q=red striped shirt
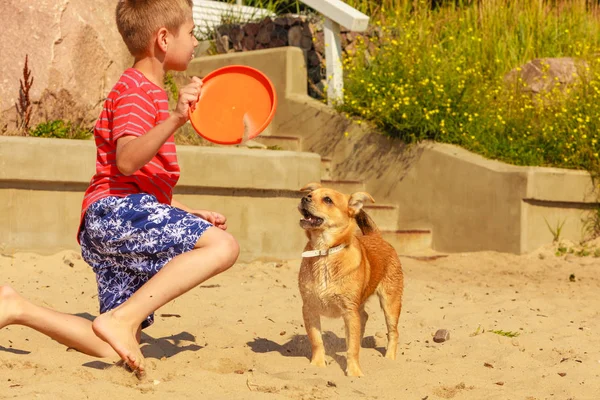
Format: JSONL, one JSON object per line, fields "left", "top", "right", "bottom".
{"left": 79, "top": 68, "right": 180, "bottom": 237}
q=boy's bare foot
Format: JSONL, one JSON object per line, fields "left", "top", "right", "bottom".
{"left": 92, "top": 310, "right": 145, "bottom": 377}
{"left": 0, "top": 285, "right": 23, "bottom": 329}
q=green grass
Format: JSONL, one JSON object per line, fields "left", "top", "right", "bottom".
{"left": 491, "top": 329, "right": 521, "bottom": 338}
{"left": 544, "top": 217, "right": 566, "bottom": 243}
{"left": 29, "top": 120, "right": 92, "bottom": 140}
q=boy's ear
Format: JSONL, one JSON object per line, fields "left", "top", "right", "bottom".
{"left": 157, "top": 27, "right": 169, "bottom": 52}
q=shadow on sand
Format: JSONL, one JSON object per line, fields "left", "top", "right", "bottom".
{"left": 68, "top": 312, "right": 202, "bottom": 371}
{"left": 246, "top": 332, "right": 385, "bottom": 373}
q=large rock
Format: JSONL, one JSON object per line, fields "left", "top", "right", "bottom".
{"left": 505, "top": 57, "right": 588, "bottom": 94}
{"left": 1, "top": 0, "right": 132, "bottom": 129}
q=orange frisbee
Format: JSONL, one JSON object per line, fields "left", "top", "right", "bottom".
{"left": 189, "top": 65, "right": 277, "bottom": 145}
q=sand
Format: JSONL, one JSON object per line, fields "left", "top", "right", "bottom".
{"left": 1, "top": 240, "right": 599, "bottom": 400}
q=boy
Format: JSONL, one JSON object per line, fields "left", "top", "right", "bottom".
{"left": 0, "top": 0, "right": 239, "bottom": 377}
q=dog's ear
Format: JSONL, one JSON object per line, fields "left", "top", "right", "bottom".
{"left": 348, "top": 192, "right": 375, "bottom": 216}
{"left": 300, "top": 182, "right": 322, "bottom": 192}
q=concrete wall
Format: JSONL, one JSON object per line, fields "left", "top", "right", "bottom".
{"left": 387, "top": 144, "right": 598, "bottom": 253}
{"left": 522, "top": 167, "right": 598, "bottom": 252}
{"left": 0, "top": 136, "right": 320, "bottom": 261}
{"left": 299, "top": 112, "right": 598, "bottom": 254}
{"left": 2, "top": 46, "right": 597, "bottom": 257}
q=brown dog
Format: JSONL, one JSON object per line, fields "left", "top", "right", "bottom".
{"left": 297, "top": 182, "right": 404, "bottom": 377}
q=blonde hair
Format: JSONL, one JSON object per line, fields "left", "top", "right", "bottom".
{"left": 116, "top": 0, "right": 193, "bottom": 56}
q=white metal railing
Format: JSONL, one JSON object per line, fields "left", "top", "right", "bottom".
{"left": 193, "top": 0, "right": 369, "bottom": 105}
{"left": 302, "top": 0, "right": 369, "bottom": 105}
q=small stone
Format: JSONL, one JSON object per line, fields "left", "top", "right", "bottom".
{"left": 153, "top": 380, "right": 160, "bottom": 385}
{"left": 326, "top": 381, "right": 337, "bottom": 387}
{"left": 558, "top": 372, "right": 567, "bottom": 377}
{"left": 495, "top": 381, "right": 504, "bottom": 386}
{"left": 433, "top": 329, "right": 450, "bottom": 343}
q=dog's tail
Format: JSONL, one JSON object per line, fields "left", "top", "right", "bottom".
{"left": 355, "top": 209, "right": 380, "bottom": 236}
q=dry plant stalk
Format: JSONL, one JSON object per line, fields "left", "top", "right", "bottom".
{"left": 16, "top": 54, "right": 34, "bottom": 135}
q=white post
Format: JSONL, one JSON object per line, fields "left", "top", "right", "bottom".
{"left": 236, "top": 0, "right": 242, "bottom": 5}
{"left": 324, "top": 17, "right": 344, "bottom": 105}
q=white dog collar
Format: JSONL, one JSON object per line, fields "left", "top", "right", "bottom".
{"left": 301, "top": 243, "right": 347, "bottom": 258}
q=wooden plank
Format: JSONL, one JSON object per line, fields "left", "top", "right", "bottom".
{"left": 300, "top": 0, "right": 369, "bottom": 32}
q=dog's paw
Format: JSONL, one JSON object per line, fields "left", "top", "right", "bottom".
{"left": 346, "top": 364, "right": 364, "bottom": 377}
{"left": 310, "top": 355, "right": 326, "bottom": 367}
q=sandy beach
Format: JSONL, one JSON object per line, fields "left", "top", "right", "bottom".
{"left": 1, "top": 239, "right": 599, "bottom": 400}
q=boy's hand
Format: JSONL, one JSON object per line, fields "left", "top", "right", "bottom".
{"left": 173, "top": 76, "right": 203, "bottom": 126}
{"left": 191, "top": 209, "right": 227, "bottom": 230}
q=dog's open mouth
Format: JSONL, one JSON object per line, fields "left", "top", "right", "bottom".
{"left": 300, "top": 208, "right": 324, "bottom": 227}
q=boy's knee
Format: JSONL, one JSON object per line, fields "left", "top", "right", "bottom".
{"left": 215, "top": 232, "right": 240, "bottom": 270}
{"left": 195, "top": 228, "right": 240, "bottom": 270}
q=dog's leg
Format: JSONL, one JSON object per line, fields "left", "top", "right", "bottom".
{"left": 377, "top": 286, "right": 402, "bottom": 360}
{"left": 360, "top": 305, "right": 368, "bottom": 344}
{"left": 343, "top": 308, "right": 364, "bottom": 377}
{"left": 302, "top": 304, "right": 326, "bottom": 367}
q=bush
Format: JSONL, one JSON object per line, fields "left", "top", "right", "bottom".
{"left": 29, "top": 120, "right": 92, "bottom": 140}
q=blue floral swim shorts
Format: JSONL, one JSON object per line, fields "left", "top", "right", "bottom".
{"left": 79, "top": 194, "right": 212, "bottom": 328}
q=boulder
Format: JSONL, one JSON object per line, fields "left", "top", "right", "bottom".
{"left": 504, "top": 57, "right": 588, "bottom": 94}
{"left": 1, "top": 0, "right": 132, "bottom": 129}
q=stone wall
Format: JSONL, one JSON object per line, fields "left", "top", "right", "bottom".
{"left": 1, "top": 0, "right": 132, "bottom": 132}
{"left": 212, "top": 15, "right": 380, "bottom": 99}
